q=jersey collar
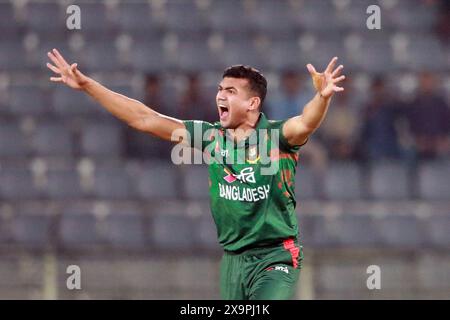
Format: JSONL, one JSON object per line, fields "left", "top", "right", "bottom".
{"left": 224, "top": 112, "right": 269, "bottom": 148}
{"left": 255, "top": 112, "right": 269, "bottom": 130}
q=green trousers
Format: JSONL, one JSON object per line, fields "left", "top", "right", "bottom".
{"left": 220, "top": 238, "right": 303, "bottom": 300}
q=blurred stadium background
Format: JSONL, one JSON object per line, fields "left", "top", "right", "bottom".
{"left": 0, "top": 0, "right": 449, "bottom": 299}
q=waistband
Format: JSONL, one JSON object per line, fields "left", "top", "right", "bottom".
{"left": 223, "top": 238, "right": 299, "bottom": 256}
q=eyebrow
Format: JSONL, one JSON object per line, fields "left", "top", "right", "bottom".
{"left": 218, "top": 85, "right": 237, "bottom": 91}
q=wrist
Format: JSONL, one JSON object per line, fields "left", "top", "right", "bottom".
{"left": 81, "top": 77, "right": 96, "bottom": 92}
{"left": 318, "top": 91, "right": 331, "bottom": 101}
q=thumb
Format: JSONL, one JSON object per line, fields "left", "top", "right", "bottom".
{"left": 70, "top": 63, "right": 84, "bottom": 80}
{"left": 307, "top": 64, "right": 317, "bottom": 75}
{"left": 70, "top": 63, "right": 78, "bottom": 75}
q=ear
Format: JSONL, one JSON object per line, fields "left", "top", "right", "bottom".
{"left": 248, "top": 96, "right": 261, "bottom": 111}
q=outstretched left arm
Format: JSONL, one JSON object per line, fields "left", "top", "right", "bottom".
{"left": 283, "top": 57, "right": 346, "bottom": 146}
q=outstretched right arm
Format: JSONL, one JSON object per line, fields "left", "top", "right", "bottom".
{"left": 47, "top": 48, "right": 186, "bottom": 144}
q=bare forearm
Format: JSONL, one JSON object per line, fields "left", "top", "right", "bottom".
{"left": 81, "top": 78, "right": 185, "bottom": 142}
{"left": 282, "top": 57, "right": 345, "bottom": 146}
{"left": 83, "top": 78, "right": 157, "bottom": 127}
{"left": 46, "top": 48, "right": 185, "bottom": 142}
{"left": 300, "top": 92, "right": 331, "bottom": 131}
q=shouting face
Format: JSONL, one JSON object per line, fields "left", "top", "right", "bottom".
{"left": 216, "top": 77, "right": 261, "bottom": 129}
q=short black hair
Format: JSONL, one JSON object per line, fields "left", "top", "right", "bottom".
{"left": 222, "top": 65, "right": 267, "bottom": 107}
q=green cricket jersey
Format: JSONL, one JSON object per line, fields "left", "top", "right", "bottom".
{"left": 183, "top": 113, "right": 304, "bottom": 252}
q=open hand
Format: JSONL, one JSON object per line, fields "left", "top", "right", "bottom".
{"left": 46, "top": 48, "right": 89, "bottom": 90}
{"left": 307, "top": 57, "right": 345, "bottom": 99}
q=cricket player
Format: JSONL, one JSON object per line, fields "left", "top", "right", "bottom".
{"left": 46, "top": 49, "right": 345, "bottom": 299}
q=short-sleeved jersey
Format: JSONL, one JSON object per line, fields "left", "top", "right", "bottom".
{"left": 183, "top": 113, "right": 303, "bottom": 252}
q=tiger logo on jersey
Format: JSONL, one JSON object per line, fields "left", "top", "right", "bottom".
{"left": 246, "top": 145, "right": 260, "bottom": 164}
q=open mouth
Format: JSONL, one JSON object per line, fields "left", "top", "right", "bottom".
{"left": 218, "top": 105, "right": 229, "bottom": 120}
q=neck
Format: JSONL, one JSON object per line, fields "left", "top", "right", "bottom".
{"left": 228, "top": 112, "right": 261, "bottom": 142}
